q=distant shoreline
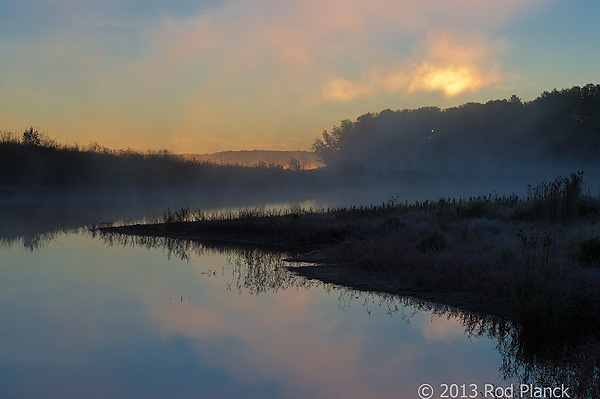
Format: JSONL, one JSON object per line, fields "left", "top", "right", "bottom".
{"left": 179, "top": 149, "right": 322, "bottom": 170}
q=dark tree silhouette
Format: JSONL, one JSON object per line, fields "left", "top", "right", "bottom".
{"left": 312, "top": 119, "right": 354, "bottom": 166}
{"left": 312, "top": 84, "right": 600, "bottom": 172}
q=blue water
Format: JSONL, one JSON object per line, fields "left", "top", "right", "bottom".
{"left": 0, "top": 231, "right": 512, "bottom": 399}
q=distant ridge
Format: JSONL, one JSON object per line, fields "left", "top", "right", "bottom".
{"left": 179, "top": 150, "right": 322, "bottom": 170}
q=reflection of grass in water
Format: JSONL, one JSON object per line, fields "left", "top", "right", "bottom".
{"left": 96, "top": 229, "right": 599, "bottom": 398}
{"left": 0, "top": 231, "right": 66, "bottom": 251}
{"left": 103, "top": 173, "right": 600, "bottom": 346}
{"left": 498, "top": 333, "right": 600, "bottom": 399}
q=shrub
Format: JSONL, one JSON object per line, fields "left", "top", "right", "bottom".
{"left": 22, "top": 126, "right": 41, "bottom": 146}
{"left": 416, "top": 230, "right": 448, "bottom": 252}
{"left": 162, "top": 206, "right": 193, "bottom": 224}
{"left": 456, "top": 198, "right": 488, "bottom": 219}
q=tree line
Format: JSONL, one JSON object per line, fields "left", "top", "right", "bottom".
{"left": 0, "top": 128, "right": 310, "bottom": 193}
{"left": 312, "top": 84, "right": 600, "bottom": 172}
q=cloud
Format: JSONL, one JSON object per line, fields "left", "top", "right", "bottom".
{"left": 323, "top": 30, "right": 506, "bottom": 100}
{"left": 1, "top": 0, "right": 546, "bottom": 152}
{"left": 322, "top": 78, "right": 379, "bottom": 102}
{"left": 146, "top": 276, "right": 420, "bottom": 398}
{"left": 142, "top": 1, "right": 539, "bottom": 140}
{"left": 152, "top": 2, "right": 511, "bottom": 106}
{"left": 416, "top": 313, "right": 467, "bottom": 342}
{"left": 149, "top": 0, "right": 529, "bottom": 80}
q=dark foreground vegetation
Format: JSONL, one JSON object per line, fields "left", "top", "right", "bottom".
{"left": 101, "top": 172, "right": 600, "bottom": 349}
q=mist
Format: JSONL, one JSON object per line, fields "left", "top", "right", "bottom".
{"left": 3, "top": 84, "right": 600, "bottom": 246}
{"left": 314, "top": 84, "right": 600, "bottom": 175}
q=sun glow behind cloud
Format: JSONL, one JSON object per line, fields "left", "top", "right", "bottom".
{"left": 323, "top": 30, "right": 505, "bottom": 101}
{"left": 0, "top": 0, "right": 557, "bottom": 152}
{"left": 408, "top": 30, "right": 505, "bottom": 97}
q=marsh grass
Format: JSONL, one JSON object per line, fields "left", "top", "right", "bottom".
{"left": 416, "top": 230, "right": 448, "bottom": 252}
{"left": 103, "top": 172, "right": 600, "bottom": 345}
{"left": 514, "top": 171, "right": 600, "bottom": 222}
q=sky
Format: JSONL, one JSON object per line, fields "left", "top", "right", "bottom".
{"left": 1, "top": 0, "right": 599, "bottom": 153}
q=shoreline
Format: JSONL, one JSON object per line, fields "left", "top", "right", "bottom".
{"left": 99, "top": 174, "right": 600, "bottom": 346}
{"left": 98, "top": 224, "right": 510, "bottom": 321}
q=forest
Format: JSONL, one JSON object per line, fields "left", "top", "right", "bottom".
{"left": 313, "top": 84, "right": 600, "bottom": 173}
{"left": 2, "top": 84, "right": 599, "bottom": 198}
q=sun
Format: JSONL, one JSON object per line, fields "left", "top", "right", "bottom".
{"left": 410, "top": 63, "right": 482, "bottom": 97}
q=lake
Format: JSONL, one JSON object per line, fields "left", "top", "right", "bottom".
{"left": 1, "top": 187, "right": 595, "bottom": 399}
{"left": 0, "top": 227, "right": 523, "bottom": 399}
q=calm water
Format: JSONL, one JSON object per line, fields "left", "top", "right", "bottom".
{"left": 0, "top": 229, "right": 519, "bottom": 399}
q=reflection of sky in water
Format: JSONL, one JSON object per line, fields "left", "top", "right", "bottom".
{"left": 0, "top": 233, "right": 509, "bottom": 398}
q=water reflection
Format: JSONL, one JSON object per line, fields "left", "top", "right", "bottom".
{"left": 0, "top": 230, "right": 66, "bottom": 251}
{"left": 2, "top": 227, "right": 598, "bottom": 398}
{"left": 98, "top": 231, "right": 600, "bottom": 399}
{"left": 0, "top": 191, "right": 318, "bottom": 250}
{"left": 496, "top": 335, "right": 600, "bottom": 398}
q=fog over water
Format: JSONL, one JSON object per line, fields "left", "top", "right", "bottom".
{"left": 0, "top": 168, "right": 574, "bottom": 247}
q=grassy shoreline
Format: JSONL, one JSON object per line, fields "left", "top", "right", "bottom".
{"left": 100, "top": 173, "right": 600, "bottom": 346}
